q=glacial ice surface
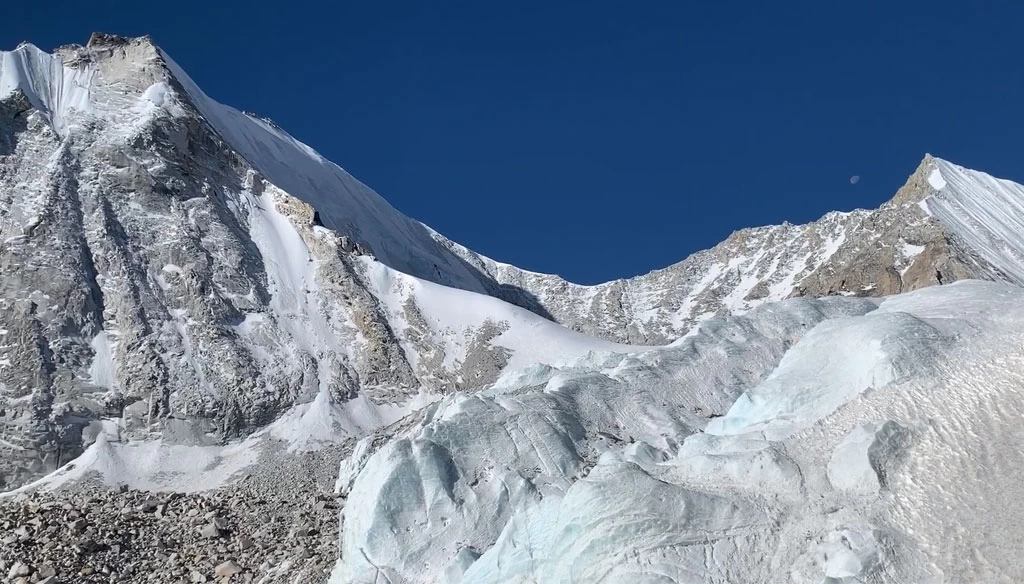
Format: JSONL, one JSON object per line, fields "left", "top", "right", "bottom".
{"left": 331, "top": 280, "right": 1024, "bottom": 583}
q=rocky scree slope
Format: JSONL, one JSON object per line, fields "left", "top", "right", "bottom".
{"left": 0, "top": 442, "right": 347, "bottom": 584}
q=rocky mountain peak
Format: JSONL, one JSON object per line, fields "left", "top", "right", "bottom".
{"left": 86, "top": 32, "right": 146, "bottom": 49}
{"left": 888, "top": 153, "right": 943, "bottom": 207}
{"left": 3, "top": 33, "right": 1024, "bottom": 584}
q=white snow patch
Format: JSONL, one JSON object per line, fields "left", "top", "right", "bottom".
{"left": 142, "top": 82, "right": 171, "bottom": 107}
{"left": 899, "top": 241, "right": 925, "bottom": 261}
{"left": 359, "top": 257, "right": 641, "bottom": 373}
{"left": 820, "top": 227, "right": 847, "bottom": 260}
{"left": 268, "top": 389, "right": 439, "bottom": 453}
{"left": 88, "top": 331, "right": 117, "bottom": 389}
{"left": 0, "top": 44, "right": 94, "bottom": 136}
{"left": 898, "top": 241, "right": 926, "bottom": 275}
{"left": 927, "top": 167, "right": 947, "bottom": 190}
{"left": 10, "top": 427, "right": 261, "bottom": 494}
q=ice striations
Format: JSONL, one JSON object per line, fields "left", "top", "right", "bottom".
{"left": 920, "top": 157, "right": 1024, "bottom": 284}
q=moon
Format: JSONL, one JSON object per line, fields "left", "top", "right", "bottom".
{"left": 850, "top": 175, "right": 860, "bottom": 185}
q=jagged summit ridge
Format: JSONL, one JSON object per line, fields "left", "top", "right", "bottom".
{"left": 445, "top": 152, "right": 1003, "bottom": 343}
{"left": 0, "top": 35, "right": 498, "bottom": 296}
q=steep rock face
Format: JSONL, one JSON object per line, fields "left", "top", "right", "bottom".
{"left": 0, "top": 36, "right": 626, "bottom": 489}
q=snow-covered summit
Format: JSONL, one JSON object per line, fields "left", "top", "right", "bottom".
{"left": 6, "top": 33, "right": 1024, "bottom": 584}
{"left": 0, "top": 34, "right": 633, "bottom": 489}
{"left": 0, "top": 35, "right": 503, "bottom": 295}
{"left": 3, "top": 35, "right": 1020, "bottom": 344}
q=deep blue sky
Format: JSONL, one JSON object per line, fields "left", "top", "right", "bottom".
{"left": 6, "top": 2, "right": 1024, "bottom": 284}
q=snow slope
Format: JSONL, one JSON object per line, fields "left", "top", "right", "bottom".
{"left": 9, "top": 41, "right": 1024, "bottom": 583}
{"left": 0, "top": 43, "right": 94, "bottom": 136}
{"left": 358, "top": 257, "right": 639, "bottom": 377}
{"left": 158, "top": 50, "right": 493, "bottom": 294}
{"left": 6, "top": 422, "right": 261, "bottom": 494}
{"left": 268, "top": 388, "right": 439, "bottom": 453}
{"left": 922, "top": 157, "right": 1024, "bottom": 284}
{"left": 332, "top": 280, "right": 1024, "bottom": 584}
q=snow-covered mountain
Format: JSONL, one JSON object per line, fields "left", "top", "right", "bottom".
{"left": 0, "top": 35, "right": 637, "bottom": 489}
{"left": 5, "top": 34, "right": 1024, "bottom": 582}
{"left": 0, "top": 33, "right": 1022, "bottom": 489}
{"left": 447, "top": 154, "right": 1024, "bottom": 344}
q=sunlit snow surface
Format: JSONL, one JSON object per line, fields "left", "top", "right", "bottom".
{"left": 332, "top": 281, "right": 1024, "bottom": 584}
{"left": 158, "top": 50, "right": 494, "bottom": 293}
{"left": 7, "top": 388, "right": 439, "bottom": 494}
{"left": 5, "top": 421, "right": 260, "bottom": 494}
{"left": 923, "top": 159, "right": 1024, "bottom": 283}
{"left": 0, "top": 44, "right": 94, "bottom": 136}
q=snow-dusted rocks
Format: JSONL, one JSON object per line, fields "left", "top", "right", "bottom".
{"left": 5, "top": 33, "right": 1024, "bottom": 494}
{"left": 442, "top": 154, "right": 1016, "bottom": 344}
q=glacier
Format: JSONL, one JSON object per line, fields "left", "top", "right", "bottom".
{"left": 332, "top": 281, "right": 1024, "bottom": 583}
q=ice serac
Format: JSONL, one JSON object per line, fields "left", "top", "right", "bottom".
{"left": 333, "top": 281, "right": 1024, "bottom": 583}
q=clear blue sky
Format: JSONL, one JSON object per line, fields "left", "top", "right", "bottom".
{"left": 5, "top": 2, "right": 1024, "bottom": 284}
